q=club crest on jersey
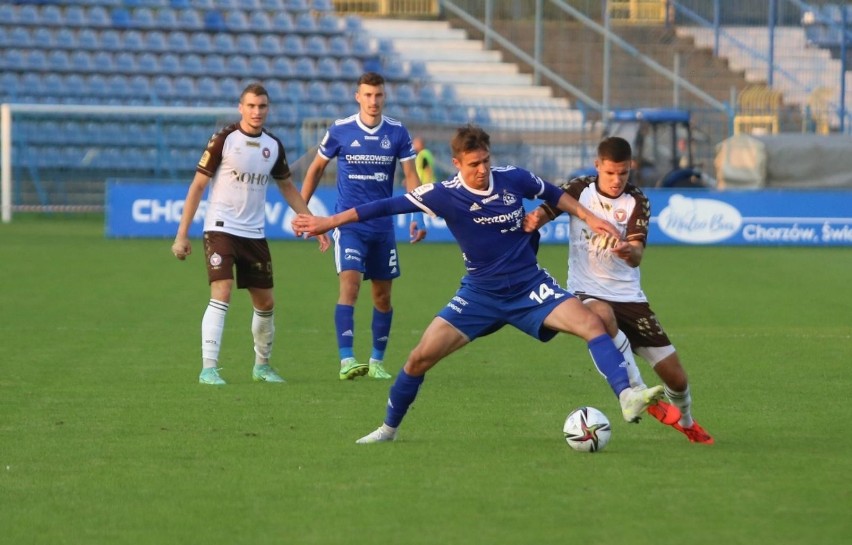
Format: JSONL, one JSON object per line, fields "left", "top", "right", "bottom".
{"left": 262, "top": 147, "right": 271, "bottom": 158}
{"left": 380, "top": 135, "right": 391, "bottom": 149}
{"left": 614, "top": 208, "right": 627, "bottom": 222}
{"left": 502, "top": 191, "right": 517, "bottom": 206}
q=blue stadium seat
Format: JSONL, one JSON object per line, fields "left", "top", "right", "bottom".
{"left": 204, "top": 54, "right": 228, "bottom": 76}
{"left": 70, "top": 50, "right": 94, "bottom": 72}
{"left": 152, "top": 75, "right": 175, "bottom": 99}
{"left": 85, "top": 74, "right": 108, "bottom": 97}
{"left": 101, "top": 29, "right": 123, "bottom": 51}
{"left": 238, "top": 0, "right": 260, "bottom": 9}
{"left": 305, "top": 35, "right": 328, "bottom": 56}
{"left": 225, "top": 55, "right": 250, "bottom": 76}
{"left": 271, "top": 57, "right": 294, "bottom": 78}
{"left": 196, "top": 76, "right": 218, "bottom": 97}
{"left": 47, "top": 49, "right": 69, "bottom": 71}
{"left": 173, "top": 75, "right": 197, "bottom": 97}
{"left": 89, "top": 6, "right": 112, "bottom": 27}
{"left": 78, "top": 29, "right": 100, "bottom": 50}
{"left": 157, "top": 8, "right": 180, "bottom": 29}
{"left": 328, "top": 81, "right": 350, "bottom": 104}
{"left": 129, "top": 74, "right": 153, "bottom": 100}
{"left": 0, "top": 5, "right": 15, "bottom": 25}
{"left": 42, "top": 73, "right": 63, "bottom": 96}
{"left": 18, "top": 5, "right": 39, "bottom": 26}
{"left": 64, "top": 74, "right": 88, "bottom": 97}
{"left": 107, "top": 74, "right": 133, "bottom": 98}
{"left": 248, "top": 10, "right": 272, "bottom": 31}
{"left": 350, "top": 35, "right": 376, "bottom": 58}
{"left": 295, "top": 57, "right": 317, "bottom": 78}
{"left": 137, "top": 52, "right": 160, "bottom": 74}
{"left": 41, "top": 5, "right": 63, "bottom": 26}
{"left": 218, "top": 77, "right": 241, "bottom": 99}
{"left": 328, "top": 36, "right": 351, "bottom": 58}
{"left": 235, "top": 34, "right": 259, "bottom": 55}
{"left": 313, "top": 0, "right": 334, "bottom": 13}
{"left": 123, "top": 30, "right": 146, "bottom": 51}
{"left": 54, "top": 28, "right": 76, "bottom": 49}
{"left": 283, "top": 35, "right": 304, "bottom": 56}
{"left": 295, "top": 12, "right": 317, "bottom": 34}
{"left": 191, "top": 0, "right": 216, "bottom": 9}
{"left": 339, "top": 57, "right": 362, "bottom": 79}
{"left": 111, "top": 7, "right": 133, "bottom": 29}
{"left": 284, "top": 80, "right": 306, "bottom": 103}
{"left": 259, "top": 34, "right": 282, "bottom": 55}
{"left": 265, "top": 80, "right": 285, "bottom": 101}
{"left": 2, "top": 49, "right": 25, "bottom": 72}
{"left": 344, "top": 15, "right": 363, "bottom": 33}
{"left": 213, "top": 33, "right": 236, "bottom": 52}
{"left": 394, "top": 83, "right": 417, "bottom": 106}
{"left": 286, "top": 0, "right": 309, "bottom": 13}
{"left": 260, "top": 0, "right": 284, "bottom": 9}
{"left": 171, "top": 0, "right": 192, "bottom": 8}
{"left": 306, "top": 81, "right": 329, "bottom": 103}
{"left": 225, "top": 10, "right": 249, "bottom": 31}
{"left": 189, "top": 32, "right": 213, "bottom": 52}
{"left": 32, "top": 27, "right": 53, "bottom": 49}
{"left": 145, "top": 31, "right": 168, "bottom": 52}
{"left": 177, "top": 8, "right": 203, "bottom": 30}
{"left": 160, "top": 53, "right": 182, "bottom": 74}
{"left": 272, "top": 12, "right": 295, "bottom": 33}
{"left": 133, "top": 8, "right": 157, "bottom": 29}
{"left": 317, "top": 15, "right": 342, "bottom": 34}
{"left": 10, "top": 28, "right": 33, "bottom": 49}
{"left": 317, "top": 57, "right": 340, "bottom": 80}
{"left": 93, "top": 51, "right": 116, "bottom": 73}
{"left": 27, "top": 50, "right": 48, "bottom": 71}
{"left": 168, "top": 31, "right": 191, "bottom": 52}
{"left": 114, "top": 51, "right": 137, "bottom": 73}
{"left": 248, "top": 56, "right": 272, "bottom": 78}
{"left": 182, "top": 53, "right": 205, "bottom": 75}
{"left": 203, "top": 10, "right": 227, "bottom": 31}
{"left": 418, "top": 84, "right": 438, "bottom": 106}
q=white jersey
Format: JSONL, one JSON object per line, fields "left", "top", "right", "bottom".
{"left": 196, "top": 122, "right": 290, "bottom": 239}
{"left": 563, "top": 177, "right": 650, "bottom": 302}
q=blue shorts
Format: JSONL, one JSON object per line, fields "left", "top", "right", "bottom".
{"left": 333, "top": 227, "right": 400, "bottom": 281}
{"left": 437, "top": 269, "right": 573, "bottom": 342}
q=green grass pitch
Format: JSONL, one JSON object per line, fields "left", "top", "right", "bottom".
{"left": 1, "top": 215, "right": 850, "bottom": 545}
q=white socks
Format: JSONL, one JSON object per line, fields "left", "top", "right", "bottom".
{"left": 614, "top": 330, "right": 645, "bottom": 388}
{"left": 251, "top": 308, "right": 275, "bottom": 365}
{"left": 201, "top": 299, "right": 229, "bottom": 368}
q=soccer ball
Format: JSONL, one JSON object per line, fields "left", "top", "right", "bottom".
{"left": 563, "top": 406, "right": 612, "bottom": 453}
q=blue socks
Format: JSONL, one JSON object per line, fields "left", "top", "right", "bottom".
{"left": 587, "top": 334, "right": 630, "bottom": 395}
{"left": 335, "top": 304, "right": 355, "bottom": 360}
{"left": 385, "top": 369, "right": 424, "bottom": 428}
{"left": 370, "top": 307, "right": 393, "bottom": 361}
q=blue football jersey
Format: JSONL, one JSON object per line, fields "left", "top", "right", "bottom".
{"left": 318, "top": 114, "right": 416, "bottom": 233}
{"left": 405, "top": 166, "right": 563, "bottom": 291}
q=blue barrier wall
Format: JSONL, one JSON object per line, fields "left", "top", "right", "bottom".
{"left": 106, "top": 181, "right": 852, "bottom": 246}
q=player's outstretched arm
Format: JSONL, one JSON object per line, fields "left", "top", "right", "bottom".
{"left": 277, "top": 176, "right": 330, "bottom": 252}
{"left": 554, "top": 193, "right": 621, "bottom": 239}
{"left": 523, "top": 207, "right": 551, "bottom": 232}
{"left": 401, "top": 161, "right": 427, "bottom": 244}
{"left": 292, "top": 208, "right": 359, "bottom": 237}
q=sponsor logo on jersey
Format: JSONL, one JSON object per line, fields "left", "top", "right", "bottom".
{"left": 246, "top": 141, "right": 260, "bottom": 148}
{"left": 469, "top": 203, "right": 481, "bottom": 211}
{"left": 481, "top": 193, "right": 500, "bottom": 204}
{"left": 473, "top": 206, "right": 524, "bottom": 225}
{"left": 364, "top": 135, "right": 378, "bottom": 140}
{"left": 230, "top": 170, "right": 270, "bottom": 185}
{"left": 344, "top": 154, "right": 394, "bottom": 165}
{"left": 350, "top": 140, "right": 361, "bottom": 147}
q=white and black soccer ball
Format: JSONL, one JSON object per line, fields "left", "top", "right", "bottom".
{"left": 563, "top": 406, "right": 612, "bottom": 453}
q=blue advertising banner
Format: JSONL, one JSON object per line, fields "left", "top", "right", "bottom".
{"left": 106, "top": 181, "right": 852, "bottom": 246}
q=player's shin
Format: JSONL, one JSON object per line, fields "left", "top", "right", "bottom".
{"left": 587, "top": 334, "right": 631, "bottom": 395}
{"left": 384, "top": 369, "right": 425, "bottom": 427}
{"left": 251, "top": 308, "right": 275, "bottom": 364}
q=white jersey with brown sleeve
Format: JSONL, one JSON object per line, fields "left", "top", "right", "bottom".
{"left": 196, "top": 122, "right": 290, "bottom": 239}
{"left": 562, "top": 176, "right": 651, "bottom": 302}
